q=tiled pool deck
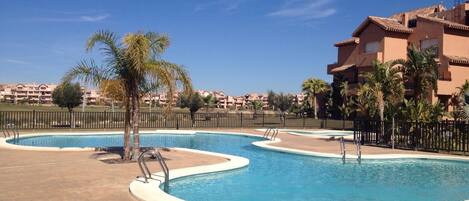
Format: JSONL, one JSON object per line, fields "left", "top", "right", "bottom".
{"left": 0, "top": 128, "right": 467, "bottom": 201}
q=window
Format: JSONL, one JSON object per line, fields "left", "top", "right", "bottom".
{"left": 420, "top": 38, "right": 439, "bottom": 56}
{"left": 408, "top": 19, "right": 417, "bottom": 28}
{"left": 364, "top": 41, "right": 380, "bottom": 53}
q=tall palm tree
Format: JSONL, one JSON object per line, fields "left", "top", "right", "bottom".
{"left": 63, "top": 30, "right": 192, "bottom": 160}
{"left": 395, "top": 46, "right": 438, "bottom": 101}
{"left": 362, "top": 60, "right": 403, "bottom": 121}
{"left": 302, "top": 78, "right": 328, "bottom": 119}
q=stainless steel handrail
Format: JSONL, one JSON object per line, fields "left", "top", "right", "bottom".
{"left": 2, "top": 125, "right": 19, "bottom": 142}
{"left": 263, "top": 128, "right": 279, "bottom": 140}
{"left": 263, "top": 128, "right": 272, "bottom": 139}
{"left": 340, "top": 137, "right": 346, "bottom": 164}
{"left": 137, "top": 148, "right": 170, "bottom": 193}
{"left": 355, "top": 138, "right": 362, "bottom": 164}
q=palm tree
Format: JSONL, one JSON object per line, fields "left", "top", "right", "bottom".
{"left": 395, "top": 46, "right": 438, "bottom": 101}
{"left": 339, "top": 81, "right": 353, "bottom": 119}
{"left": 302, "top": 78, "right": 328, "bottom": 119}
{"left": 362, "top": 60, "right": 404, "bottom": 121}
{"left": 63, "top": 30, "right": 192, "bottom": 160}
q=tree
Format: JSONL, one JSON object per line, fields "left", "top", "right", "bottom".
{"left": 249, "top": 100, "right": 264, "bottom": 119}
{"left": 202, "top": 94, "right": 217, "bottom": 113}
{"left": 339, "top": 81, "right": 352, "bottom": 120}
{"left": 360, "top": 60, "right": 404, "bottom": 121}
{"left": 395, "top": 46, "right": 438, "bottom": 101}
{"left": 302, "top": 78, "right": 328, "bottom": 119}
{"left": 52, "top": 82, "right": 83, "bottom": 113}
{"left": 52, "top": 82, "right": 83, "bottom": 128}
{"left": 451, "top": 80, "right": 469, "bottom": 120}
{"left": 267, "top": 90, "right": 276, "bottom": 110}
{"left": 63, "top": 30, "right": 192, "bottom": 160}
{"left": 177, "top": 92, "right": 204, "bottom": 126}
{"left": 99, "top": 79, "right": 125, "bottom": 112}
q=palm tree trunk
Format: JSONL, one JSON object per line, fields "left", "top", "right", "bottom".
{"left": 313, "top": 96, "right": 318, "bottom": 119}
{"left": 132, "top": 91, "right": 140, "bottom": 159}
{"left": 123, "top": 96, "right": 132, "bottom": 160}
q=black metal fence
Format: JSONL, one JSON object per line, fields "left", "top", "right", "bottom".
{"left": 0, "top": 111, "right": 353, "bottom": 130}
{"left": 354, "top": 120, "right": 469, "bottom": 154}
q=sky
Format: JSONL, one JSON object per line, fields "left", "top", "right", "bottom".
{"left": 0, "top": 0, "right": 453, "bottom": 95}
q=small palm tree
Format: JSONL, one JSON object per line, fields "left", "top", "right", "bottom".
{"left": 302, "top": 78, "right": 328, "bottom": 119}
{"left": 395, "top": 46, "right": 438, "bottom": 101}
{"left": 63, "top": 30, "right": 192, "bottom": 160}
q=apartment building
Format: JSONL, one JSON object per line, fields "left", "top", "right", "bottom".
{"left": 0, "top": 83, "right": 101, "bottom": 105}
{"left": 327, "top": 2, "right": 469, "bottom": 109}
{"left": 0, "top": 83, "right": 57, "bottom": 104}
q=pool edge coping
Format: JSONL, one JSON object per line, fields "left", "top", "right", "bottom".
{"left": 129, "top": 147, "right": 249, "bottom": 201}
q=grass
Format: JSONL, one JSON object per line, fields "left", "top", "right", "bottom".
{"left": 0, "top": 103, "right": 188, "bottom": 112}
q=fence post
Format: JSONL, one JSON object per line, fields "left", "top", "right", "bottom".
{"left": 342, "top": 117, "right": 345, "bottom": 130}
{"left": 240, "top": 112, "right": 243, "bottom": 128}
{"left": 176, "top": 114, "right": 179, "bottom": 130}
{"left": 216, "top": 112, "right": 219, "bottom": 128}
{"left": 33, "top": 110, "right": 36, "bottom": 129}
{"left": 283, "top": 113, "right": 286, "bottom": 128}
{"left": 262, "top": 112, "right": 265, "bottom": 127}
{"left": 303, "top": 115, "right": 305, "bottom": 128}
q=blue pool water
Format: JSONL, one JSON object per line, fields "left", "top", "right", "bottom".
{"left": 9, "top": 133, "right": 469, "bottom": 201}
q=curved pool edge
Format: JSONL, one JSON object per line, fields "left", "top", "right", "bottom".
{"left": 0, "top": 130, "right": 197, "bottom": 152}
{"left": 3, "top": 130, "right": 469, "bottom": 163}
{"left": 252, "top": 138, "right": 469, "bottom": 162}
{"left": 129, "top": 147, "right": 250, "bottom": 201}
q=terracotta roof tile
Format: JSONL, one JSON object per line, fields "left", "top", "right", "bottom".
{"left": 353, "top": 16, "right": 413, "bottom": 37}
{"left": 390, "top": 4, "right": 445, "bottom": 20}
{"left": 446, "top": 55, "right": 469, "bottom": 65}
{"left": 334, "top": 38, "right": 359, "bottom": 47}
{"left": 417, "top": 15, "right": 469, "bottom": 31}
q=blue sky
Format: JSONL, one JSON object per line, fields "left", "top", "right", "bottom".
{"left": 0, "top": 0, "right": 450, "bottom": 95}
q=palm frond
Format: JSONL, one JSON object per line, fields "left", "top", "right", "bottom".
{"left": 145, "top": 32, "right": 170, "bottom": 58}
{"left": 62, "top": 59, "right": 110, "bottom": 86}
{"left": 86, "top": 30, "right": 122, "bottom": 65}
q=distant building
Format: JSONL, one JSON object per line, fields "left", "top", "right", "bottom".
{"left": 327, "top": 2, "right": 469, "bottom": 110}
{"left": 0, "top": 83, "right": 100, "bottom": 105}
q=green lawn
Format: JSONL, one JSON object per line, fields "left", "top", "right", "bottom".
{"left": 0, "top": 103, "right": 189, "bottom": 112}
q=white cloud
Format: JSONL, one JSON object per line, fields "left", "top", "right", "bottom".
{"left": 33, "top": 13, "right": 110, "bottom": 22}
{"left": 267, "top": 0, "right": 336, "bottom": 20}
{"left": 194, "top": 0, "right": 244, "bottom": 12}
{"left": 79, "top": 14, "right": 110, "bottom": 22}
{"left": 3, "top": 59, "right": 31, "bottom": 65}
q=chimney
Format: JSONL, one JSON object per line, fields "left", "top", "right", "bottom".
{"left": 402, "top": 13, "right": 409, "bottom": 27}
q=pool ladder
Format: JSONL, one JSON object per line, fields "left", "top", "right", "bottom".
{"left": 339, "top": 137, "right": 346, "bottom": 164}
{"left": 263, "top": 128, "right": 279, "bottom": 140}
{"left": 137, "top": 148, "right": 170, "bottom": 193}
{"left": 1, "top": 125, "right": 20, "bottom": 142}
{"left": 339, "top": 137, "right": 362, "bottom": 164}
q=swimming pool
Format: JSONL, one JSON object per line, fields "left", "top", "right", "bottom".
{"left": 7, "top": 133, "right": 469, "bottom": 201}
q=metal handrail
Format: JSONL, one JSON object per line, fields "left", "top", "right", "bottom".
{"left": 340, "top": 137, "right": 346, "bottom": 164}
{"left": 2, "top": 124, "right": 19, "bottom": 142}
{"left": 263, "top": 128, "right": 279, "bottom": 140}
{"left": 137, "top": 148, "right": 170, "bottom": 193}
{"left": 355, "top": 138, "right": 361, "bottom": 164}
{"left": 263, "top": 128, "right": 272, "bottom": 138}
